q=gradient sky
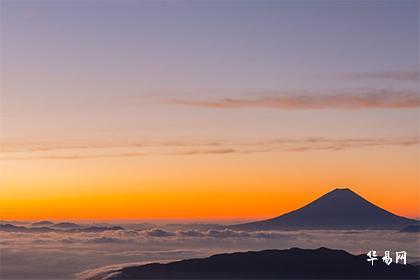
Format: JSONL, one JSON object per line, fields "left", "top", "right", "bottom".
{"left": 0, "top": 1, "right": 419, "bottom": 220}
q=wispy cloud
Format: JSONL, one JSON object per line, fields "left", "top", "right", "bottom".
{"left": 0, "top": 141, "right": 222, "bottom": 153}
{"left": 165, "top": 89, "right": 419, "bottom": 110}
{"left": 273, "top": 137, "right": 420, "bottom": 152}
{"left": 0, "top": 137, "right": 418, "bottom": 160}
{"left": 342, "top": 70, "right": 419, "bottom": 83}
{"left": 0, "top": 148, "right": 237, "bottom": 160}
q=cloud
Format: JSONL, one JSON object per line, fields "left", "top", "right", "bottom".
{"left": 165, "top": 89, "right": 419, "bottom": 110}
{"left": 172, "top": 148, "right": 236, "bottom": 155}
{"left": 277, "top": 137, "right": 420, "bottom": 152}
{"left": 249, "top": 231, "right": 286, "bottom": 239}
{"left": 0, "top": 137, "right": 418, "bottom": 160}
{"left": 1, "top": 226, "right": 419, "bottom": 280}
{"left": 0, "top": 137, "right": 420, "bottom": 160}
{"left": 85, "top": 237, "right": 132, "bottom": 244}
{"left": 145, "top": 228, "right": 176, "bottom": 238}
{"left": 0, "top": 149, "right": 236, "bottom": 160}
{"left": 0, "top": 140, "right": 222, "bottom": 153}
{"left": 178, "top": 230, "right": 205, "bottom": 237}
{"left": 206, "top": 229, "right": 250, "bottom": 238}
{"left": 342, "top": 70, "right": 419, "bottom": 83}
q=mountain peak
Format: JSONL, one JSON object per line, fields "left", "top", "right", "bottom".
{"left": 318, "top": 187, "right": 361, "bottom": 202}
{"left": 328, "top": 187, "right": 359, "bottom": 196}
{"left": 231, "top": 187, "right": 418, "bottom": 230}
{"left": 333, "top": 187, "right": 351, "bottom": 191}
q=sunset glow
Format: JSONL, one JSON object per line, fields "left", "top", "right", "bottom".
{"left": 1, "top": 1, "right": 419, "bottom": 221}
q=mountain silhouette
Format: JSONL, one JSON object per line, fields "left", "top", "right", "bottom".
{"left": 97, "top": 247, "right": 419, "bottom": 279}
{"left": 51, "top": 222, "right": 80, "bottom": 229}
{"left": 231, "top": 188, "right": 418, "bottom": 230}
{"left": 30, "top": 220, "right": 54, "bottom": 227}
{"left": 400, "top": 225, "right": 420, "bottom": 233}
{"left": 0, "top": 224, "right": 55, "bottom": 233}
{"left": 0, "top": 223, "right": 124, "bottom": 233}
{"left": 70, "top": 226, "right": 124, "bottom": 232}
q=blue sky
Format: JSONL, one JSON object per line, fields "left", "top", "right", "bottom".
{"left": 2, "top": 1, "right": 418, "bottom": 94}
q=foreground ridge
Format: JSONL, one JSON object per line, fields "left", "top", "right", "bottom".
{"left": 87, "top": 247, "right": 419, "bottom": 279}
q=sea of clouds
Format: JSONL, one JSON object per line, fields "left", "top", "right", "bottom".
{"left": 0, "top": 223, "right": 419, "bottom": 279}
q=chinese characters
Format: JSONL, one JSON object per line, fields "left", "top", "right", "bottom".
{"left": 367, "top": 250, "right": 407, "bottom": 266}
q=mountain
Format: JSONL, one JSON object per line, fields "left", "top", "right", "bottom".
{"left": 93, "top": 247, "right": 419, "bottom": 279}
{"left": 400, "top": 225, "right": 420, "bottom": 233}
{"left": 51, "top": 222, "right": 80, "bottom": 229}
{"left": 231, "top": 188, "right": 418, "bottom": 230}
{"left": 31, "top": 220, "right": 54, "bottom": 227}
{"left": 70, "top": 226, "right": 124, "bottom": 232}
{"left": 0, "top": 224, "right": 55, "bottom": 233}
{"left": 0, "top": 220, "right": 29, "bottom": 225}
{"left": 0, "top": 223, "right": 124, "bottom": 233}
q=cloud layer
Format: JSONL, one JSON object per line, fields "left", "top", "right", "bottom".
{"left": 1, "top": 223, "right": 419, "bottom": 280}
{"left": 166, "top": 89, "right": 419, "bottom": 110}
{"left": 1, "top": 137, "right": 418, "bottom": 160}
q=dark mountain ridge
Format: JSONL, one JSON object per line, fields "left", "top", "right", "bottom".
{"left": 231, "top": 188, "right": 418, "bottom": 230}
{"left": 51, "top": 222, "right": 80, "bottom": 229}
{"left": 30, "top": 220, "right": 54, "bottom": 227}
{"left": 100, "top": 247, "right": 419, "bottom": 279}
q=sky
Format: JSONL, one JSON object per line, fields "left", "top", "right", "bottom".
{"left": 0, "top": 1, "right": 419, "bottom": 220}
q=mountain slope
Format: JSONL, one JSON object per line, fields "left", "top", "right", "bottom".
{"left": 97, "top": 247, "right": 419, "bottom": 279}
{"left": 231, "top": 188, "right": 418, "bottom": 230}
{"left": 400, "top": 225, "right": 420, "bottom": 233}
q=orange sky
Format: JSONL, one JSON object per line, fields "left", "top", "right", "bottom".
{"left": 1, "top": 146, "right": 419, "bottom": 221}
{"left": 1, "top": 2, "right": 419, "bottom": 222}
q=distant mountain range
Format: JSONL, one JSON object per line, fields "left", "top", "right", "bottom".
{"left": 0, "top": 223, "right": 124, "bottom": 233}
{"left": 94, "top": 247, "right": 419, "bottom": 279}
{"left": 231, "top": 188, "right": 419, "bottom": 230}
{"left": 51, "top": 222, "right": 80, "bottom": 229}
{"left": 31, "top": 220, "right": 55, "bottom": 227}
